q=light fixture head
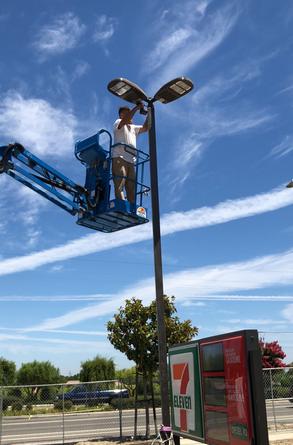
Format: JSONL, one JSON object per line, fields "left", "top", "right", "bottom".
{"left": 154, "top": 77, "right": 194, "bottom": 104}
{"left": 107, "top": 78, "right": 148, "bottom": 104}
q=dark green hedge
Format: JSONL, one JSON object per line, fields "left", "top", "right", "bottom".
{"left": 2, "top": 396, "right": 22, "bottom": 411}
{"left": 54, "top": 400, "right": 73, "bottom": 410}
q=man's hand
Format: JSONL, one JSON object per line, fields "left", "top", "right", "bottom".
{"left": 136, "top": 101, "right": 147, "bottom": 115}
{"left": 136, "top": 100, "right": 144, "bottom": 109}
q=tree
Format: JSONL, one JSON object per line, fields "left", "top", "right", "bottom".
{"left": 80, "top": 355, "right": 115, "bottom": 382}
{"left": 259, "top": 338, "right": 286, "bottom": 368}
{"left": 0, "top": 357, "right": 16, "bottom": 385}
{"left": 108, "top": 295, "right": 197, "bottom": 375}
{"left": 17, "top": 360, "right": 61, "bottom": 398}
{"left": 107, "top": 295, "right": 197, "bottom": 437}
{"left": 115, "top": 366, "right": 137, "bottom": 397}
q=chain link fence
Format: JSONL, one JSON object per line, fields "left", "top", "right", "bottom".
{"left": 263, "top": 366, "right": 293, "bottom": 432}
{"left": 1, "top": 369, "right": 291, "bottom": 443}
{"left": 0, "top": 380, "right": 160, "bottom": 445}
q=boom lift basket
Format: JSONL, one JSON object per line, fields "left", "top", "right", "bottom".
{"left": 75, "top": 129, "right": 150, "bottom": 232}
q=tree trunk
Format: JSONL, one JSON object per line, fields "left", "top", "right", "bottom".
{"left": 150, "top": 375, "right": 158, "bottom": 435}
{"left": 134, "top": 368, "right": 138, "bottom": 439}
{"left": 143, "top": 370, "right": 150, "bottom": 438}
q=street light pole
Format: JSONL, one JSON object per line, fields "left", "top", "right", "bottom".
{"left": 147, "top": 101, "right": 170, "bottom": 426}
{"left": 107, "top": 76, "right": 194, "bottom": 430}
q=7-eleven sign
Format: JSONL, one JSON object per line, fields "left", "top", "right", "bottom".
{"left": 170, "top": 351, "right": 196, "bottom": 433}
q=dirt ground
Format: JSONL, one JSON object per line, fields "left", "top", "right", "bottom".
{"left": 76, "top": 440, "right": 293, "bottom": 445}
{"left": 271, "top": 442, "right": 293, "bottom": 445}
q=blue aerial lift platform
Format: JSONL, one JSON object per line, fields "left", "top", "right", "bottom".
{"left": 0, "top": 129, "right": 150, "bottom": 233}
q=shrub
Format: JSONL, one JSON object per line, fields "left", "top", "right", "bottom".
{"left": 86, "top": 399, "right": 98, "bottom": 407}
{"left": 54, "top": 400, "right": 73, "bottom": 411}
{"left": 274, "top": 386, "right": 291, "bottom": 398}
{"left": 110, "top": 396, "right": 161, "bottom": 410}
{"left": 26, "top": 403, "right": 33, "bottom": 412}
{"left": 9, "top": 388, "right": 22, "bottom": 398}
{"left": 2, "top": 396, "right": 21, "bottom": 411}
{"left": 11, "top": 401, "right": 23, "bottom": 412}
{"left": 39, "top": 387, "right": 58, "bottom": 402}
{"left": 54, "top": 400, "right": 63, "bottom": 410}
{"left": 64, "top": 400, "right": 73, "bottom": 410}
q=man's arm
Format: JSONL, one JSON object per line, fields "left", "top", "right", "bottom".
{"left": 139, "top": 115, "right": 149, "bottom": 134}
{"left": 117, "top": 105, "right": 140, "bottom": 129}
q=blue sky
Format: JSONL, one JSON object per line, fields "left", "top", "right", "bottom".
{"left": 1, "top": 0, "right": 293, "bottom": 375}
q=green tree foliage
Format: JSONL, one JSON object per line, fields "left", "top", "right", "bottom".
{"left": 80, "top": 355, "right": 115, "bottom": 382}
{"left": 107, "top": 295, "right": 197, "bottom": 438}
{"left": 115, "top": 367, "right": 137, "bottom": 396}
{"left": 17, "top": 360, "right": 61, "bottom": 398}
{"left": 17, "top": 360, "right": 61, "bottom": 385}
{"left": 107, "top": 295, "right": 198, "bottom": 374}
{"left": 0, "top": 357, "right": 16, "bottom": 385}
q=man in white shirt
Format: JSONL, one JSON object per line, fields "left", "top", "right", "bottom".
{"left": 112, "top": 103, "right": 148, "bottom": 204}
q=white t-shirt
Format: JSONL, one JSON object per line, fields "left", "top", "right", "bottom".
{"left": 112, "top": 119, "right": 142, "bottom": 163}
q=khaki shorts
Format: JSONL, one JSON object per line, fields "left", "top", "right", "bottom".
{"left": 112, "top": 157, "right": 136, "bottom": 203}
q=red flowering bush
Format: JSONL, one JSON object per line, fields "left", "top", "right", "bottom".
{"left": 259, "top": 338, "right": 286, "bottom": 368}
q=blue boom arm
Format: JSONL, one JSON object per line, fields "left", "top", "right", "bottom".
{"left": 0, "top": 142, "right": 88, "bottom": 215}
{"left": 0, "top": 130, "right": 150, "bottom": 233}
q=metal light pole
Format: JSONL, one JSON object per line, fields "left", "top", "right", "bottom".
{"left": 107, "top": 77, "right": 194, "bottom": 427}
{"left": 147, "top": 100, "right": 170, "bottom": 425}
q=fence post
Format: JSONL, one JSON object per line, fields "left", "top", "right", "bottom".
{"left": 269, "top": 368, "right": 278, "bottom": 431}
{"left": 62, "top": 384, "right": 65, "bottom": 444}
{"left": 0, "top": 387, "right": 3, "bottom": 445}
{"left": 119, "top": 381, "right": 123, "bottom": 442}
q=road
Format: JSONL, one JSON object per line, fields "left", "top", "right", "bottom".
{"left": 266, "top": 399, "right": 293, "bottom": 426}
{"left": 1, "top": 408, "right": 160, "bottom": 444}
{"left": 0, "top": 402, "right": 292, "bottom": 444}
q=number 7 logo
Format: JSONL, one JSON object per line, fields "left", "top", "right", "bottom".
{"left": 172, "top": 363, "right": 190, "bottom": 431}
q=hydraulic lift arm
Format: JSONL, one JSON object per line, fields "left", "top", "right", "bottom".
{"left": 0, "top": 131, "right": 150, "bottom": 233}
{"left": 0, "top": 142, "right": 88, "bottom": 216}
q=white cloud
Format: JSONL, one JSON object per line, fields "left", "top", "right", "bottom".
{"left": 0, "top": 327, "right": 106, "bottom": 336}
{"left": 34, "top": 12, "right": 86, "bottom": 57}
{"left": 0, "top": 184, "right": 292, "bottom": 276}
{"left": 227, "top": 318, "right": 288, "bottom": 326}
{"left": 0, "top": 175, "right": 47, "bottom": 249}
{"left": 0, "top": 332, "right": 102, "bottom": 347}
{"left": 28, "top": 246, "right": 293, "bottom": 330}
{"left": 145, "top": 28, "right": 192, "bottom": 73}
{"left": 277, "top": 83, "right": 293, "bottom": 96}
{"left": 0, "top": 293, "right": 113, "bottom": 301}
{"left": 186, "top": 295, "right": 293, "bottom": 301}
{"left": 167, "top": 66, "right": 273, "bottom": 188}
{"left": 0, "top": 178, "right": 47, "bottom": 248}
{"left": 0, "top": 91, "right": 76, "bottom": 156}
{"left": 146, "top": 1, "right": 239, "bottom": 93}
{"left": 270, "top": 135, "right": 293, "bottom": 158}
{"left": 281, "top": 304, "right": 293, "bottom": 323}
{"left": 174, "top": 107, "right": 270, "bottom": 173}
{"left": 72, "top": 61, "right": 90, "bottom": 81}
{"left": 181, "top": 301, "right": 206, "bottom": 307}
{"left": 93, "top": 15, "right": 117, "bottom": 42}
{"left": 18, "top": 186, "right": 47, "bottom": 223}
